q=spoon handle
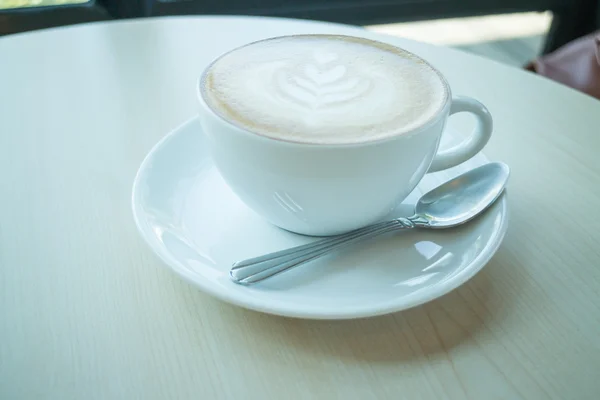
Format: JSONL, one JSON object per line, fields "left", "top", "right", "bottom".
{"left": 230, "top": 217, "right": 420, "bottom": 285}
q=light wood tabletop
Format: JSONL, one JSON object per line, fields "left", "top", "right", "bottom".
{"left": 1, "top": 16, "right": 599, "bottom": 400}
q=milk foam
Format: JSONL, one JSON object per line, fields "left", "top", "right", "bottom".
{"left": 201, "top": 35, "right": 448, "bottom": 144}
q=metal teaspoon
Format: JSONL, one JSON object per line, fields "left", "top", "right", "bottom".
{"left": 230, "top": 162, "right": 510, "bottom": 285}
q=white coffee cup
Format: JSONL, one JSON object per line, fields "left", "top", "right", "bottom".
{"left": 197, "top": 34, "right": 493, "bottom": 236}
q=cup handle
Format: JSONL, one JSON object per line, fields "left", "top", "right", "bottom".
{"left": 428, "top": 95, "right": 493, "bottom": 172}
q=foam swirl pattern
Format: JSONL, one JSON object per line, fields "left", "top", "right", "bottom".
{"left": 202, "top": 35, "right": 448, "bottom": 144}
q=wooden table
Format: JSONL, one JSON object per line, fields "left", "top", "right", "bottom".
{"left": 1, "top": 16, "right": 599, "bottom": 400}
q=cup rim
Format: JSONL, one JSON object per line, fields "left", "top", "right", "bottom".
{"left": 197, "top": 33, "right": 452, "bottom": 148}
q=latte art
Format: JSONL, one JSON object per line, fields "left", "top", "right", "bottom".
{"left": 201, "top": 35, "right": 448, "bottom": 144}
{"left": 274, "top": 63, "right": 372, "bottom": 110}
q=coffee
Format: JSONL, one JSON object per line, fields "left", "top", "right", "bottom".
{"left": 197, "top": 34, "right": 493, "bottom": 235}
{"left": 201, "top": 35, "right": 449, "bottom": 145}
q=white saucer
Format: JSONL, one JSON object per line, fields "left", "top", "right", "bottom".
{"left": 132, "top": 117, "right": 508, "bottom": 320}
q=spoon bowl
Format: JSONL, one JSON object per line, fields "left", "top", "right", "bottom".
{"left": 416, "top": 162, "right": 510, "bottom": 228}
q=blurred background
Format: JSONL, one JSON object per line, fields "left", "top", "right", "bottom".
{"left": 0, "top": 0, "right": 598, "bottom": 69}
